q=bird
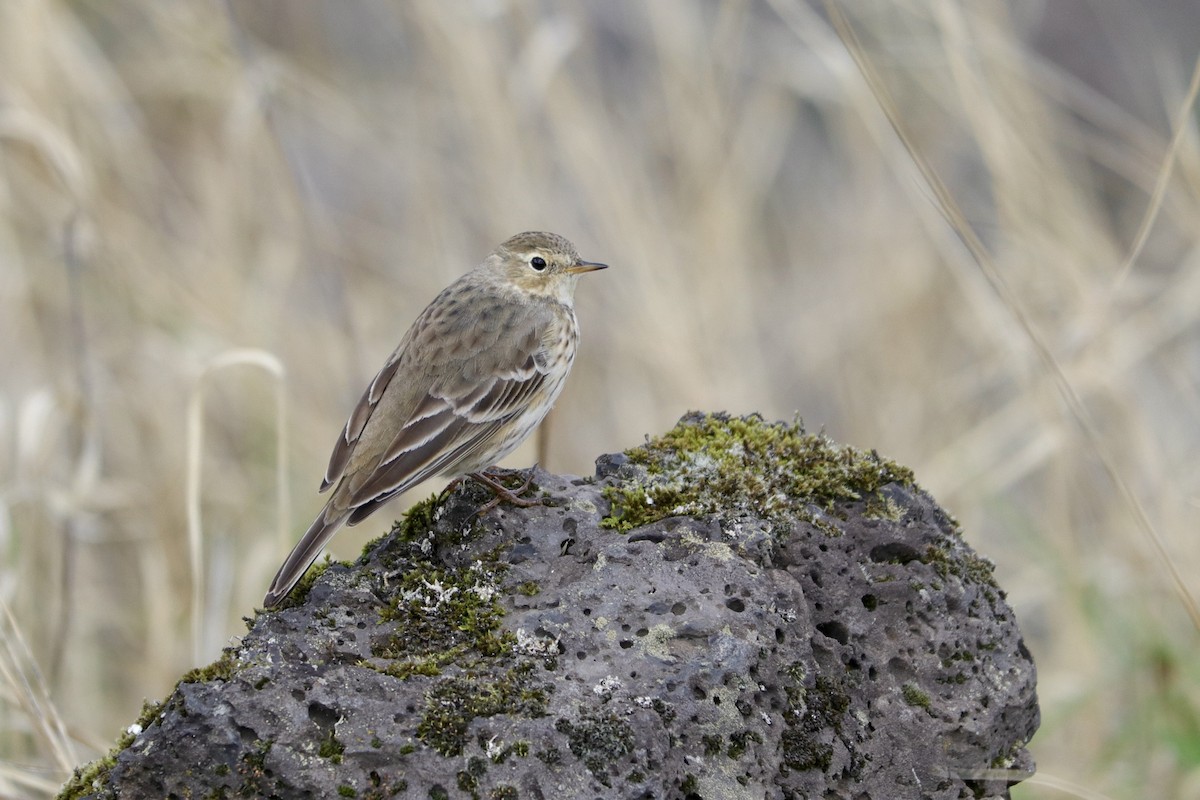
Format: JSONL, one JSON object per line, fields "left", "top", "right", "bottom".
{"left": 263, "top": 231, "right": 607, "bottom": 607}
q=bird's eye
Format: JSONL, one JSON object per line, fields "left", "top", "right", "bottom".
{"left": 530, "top": 256, "right": 547, "bottom": 271}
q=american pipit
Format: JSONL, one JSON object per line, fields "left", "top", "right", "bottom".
{"left": 263, "top": 231, "right": 606, "bottom": 607}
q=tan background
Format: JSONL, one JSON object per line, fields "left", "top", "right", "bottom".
{"left": 2, "top": 2, "right": 1199, "bottom": 797}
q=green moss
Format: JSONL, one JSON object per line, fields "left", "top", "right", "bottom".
{"left": 728, "top": 729, "right": 763, "bottom": 759}
{"left": 368, "top": 658, "right": 445, "bottom": 681}
{"left": 989, "top": 742, "right": 1024, "bottom": 769}
{"left": 235, "top": 739, "right": 274, "bottom": 796}
{"left": 395, "top": 494, "right": 441, "bottom": 543}
{"left": 940, "top": 647, "right": 979, "bottom": 686}
{"left": 534, "top": 746, "right": 562, "bottom": 766}
{"left": 337, "top": 785, "right": 357, "bottom": 797}
{"left": 651, "top": 698, "right": 676, "bottom": 724}
{"left": 270, "top": 554, "right": 351, "bottom": 610}
{"left": 554, "top": 712, "right": 635, "bottom": 786}
{"left": 781, "top": 673, "right": 851, "bottom": 772}
{"left": 362, "top": 773, "right": 408, "bottom": 800}
{"left": 357, "top": 495, "right": 524, "bottom": 682}
{"left": 417, "top": 664, "right": 548, "bottom": 756}
{"left": 56, "top": 748, "right": 118, "bottom": 796}
{"left": 367, "top": 559, "right": 514, "bottom": 678}
{"left": 902, "top": 683, "right": 932, "bottom": 710}
{"left": 516, "top": 581, "right": 541, "bottom": 597}
{"left": 941, "top": 649, "right": 975, "bottom": 666}
{"left": 319, "top": 728, "right": 345, "bottom": 763}
{"left": 55, "top": 699, "right": 164, "bottom": 799}
{"left": 601, "top": 412, "right": 914, "bottom": 532}
{"left": 864, "top": 493, "right": 906, "bottom": 521}
{"left": 485, "top": 738, "right": 530, "bottom": 764}
{"left": 180, "top": 648, "right": 239, "bottom": 685}
{"left": 923, "top": 543, "right": 1000, "bottom": 592}
{"left": 490, "top": 787, "right": 518, "bottom": 800}
{"left": 702, "top": 733, "right": 723, "bottom": 756}
{"left": 456, "top": 764, "right": 480, "bottom": 792}
{"left": 783, "top": 661, "right": 808, "bottom": 685}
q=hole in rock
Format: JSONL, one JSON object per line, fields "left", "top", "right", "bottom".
{"left": 868, "top": 542, "right": 921, "bottom": 564}
{"left": 815, "top": 620, "right": 850, "bottom": 645}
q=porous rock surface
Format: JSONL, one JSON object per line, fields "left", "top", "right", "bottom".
{"left": 61, "top": 412, "right": 1038, "bottom": 800}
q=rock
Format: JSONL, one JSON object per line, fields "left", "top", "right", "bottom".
{"left": 59, "top": 412, "right": 1039, "bottom": 800}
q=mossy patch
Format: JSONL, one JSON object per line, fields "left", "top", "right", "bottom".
{"left": 780, "top": 671, "right": 852, "bottom": 773}
{"left": 417, "top": 663, "right": 548, "bottom": 756}
{"left": 728, "top": 729, "right": 764, "bottom": 759}
{"left": 368, "top": 560, "right": 514, "bottom": 679}
{"left": 555, "top": 711, "right": 635, "bottom": 786}
{"left": 235, "top": 739, "right": 274, "bottom": 795}
{"left": 601, "top": 412, "right": 914, "bottom": 533}
{"left": 902, "top": 683, "right": 932, "bottom": 710}
{"left": 270, "top": 554, "right": 349, "bottom": 611}
{"left": 364, "top": 499, "right": 516, "bottom": 679}
{"left": 923, "top": 542, "right": 1000, "bottom": 592}
{"left": 180, "top": 647, "right": 240, "bottom": 685}
{"left": 58, "top": 646, "right": 251, "bottom": 800}
{"left": 393, "top": 494, "right": 442, "bottom": 543}
{"left": 366, "top": 495, "right": 554, "bottom": 761}
{"left": 319, "top": 728, "right": 346, "bottom": 763}
{"left": 56, "top": 700, "right": 164, "bottom": 800}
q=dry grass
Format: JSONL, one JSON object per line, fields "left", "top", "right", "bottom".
{"left": 2, "top": 2, "right": 1198, "bottom": 798}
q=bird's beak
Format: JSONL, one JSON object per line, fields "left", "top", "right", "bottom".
{"left": 566, "top": 260, "right": 608, "bottom": 275}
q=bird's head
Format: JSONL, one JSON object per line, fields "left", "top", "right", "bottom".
{"left": 487, "top": 231, "right": 607, "bottom": 301}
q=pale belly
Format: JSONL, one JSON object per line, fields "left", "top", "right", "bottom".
{"left": 447, "top": 314, "right": 578, "bottom": 474}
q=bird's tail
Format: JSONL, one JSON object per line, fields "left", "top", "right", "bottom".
{"left": 263, "top": 506, "right": 352, "bottom": 608}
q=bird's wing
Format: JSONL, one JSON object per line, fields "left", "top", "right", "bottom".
{"left": 320, "top": 293, "right": 561, "bottom": 523}
{"left": 320, "top": 351, "right": 404, "bottom": 493}
{"left": 343, "top": 320, "right": 554, "bottom": 519}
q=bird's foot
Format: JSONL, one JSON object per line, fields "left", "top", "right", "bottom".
{"left": 468, "top": 468, "right": 541, "bottom": 515}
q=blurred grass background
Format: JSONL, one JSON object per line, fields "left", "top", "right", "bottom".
{"left": 1, "top": 1, "right": 1198, "bottom": 797}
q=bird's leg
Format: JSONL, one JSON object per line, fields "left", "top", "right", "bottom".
{"left": 469, "top": 467, "right": 541, "bottom": 515}
{"left": 436, "top": 476, "right": 466, "bottom": 505}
